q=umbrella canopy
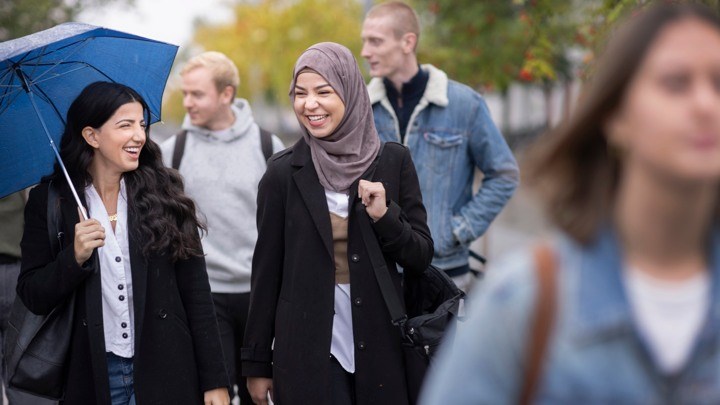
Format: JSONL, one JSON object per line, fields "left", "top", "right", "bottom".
{"left": 0, "top": 22, "right": 178, "bottom": 200}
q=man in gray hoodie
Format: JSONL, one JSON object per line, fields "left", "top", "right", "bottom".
{"left": 160, "top": 51, "right": 283, "bottom": 404}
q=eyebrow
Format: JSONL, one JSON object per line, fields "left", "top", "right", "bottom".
{"left": 294, "top": 83, "right": 333, "bottom": 91}
{"left": 115, "top": 118, "right": 145, "bottom": 125}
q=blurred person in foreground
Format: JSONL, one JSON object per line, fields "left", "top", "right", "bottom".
{"left": 18, "top": 82, "right": 229, "bottom": 404}
{"left": 161, "top": 51, "right": 284, "bottom": 405}
{"left": 421, "top": 3, "right": 720, "bottom": 403}
{"left": 242, "top": 42, "right": 433, "bottom": 405}
{"left": 361, "top": 1, "right": 519, "bottom": 291}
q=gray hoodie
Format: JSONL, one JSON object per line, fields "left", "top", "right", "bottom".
{"left": 161, "top": 99, "right": 284, "bottom": 293}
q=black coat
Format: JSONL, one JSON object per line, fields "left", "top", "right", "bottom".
{"left": 17, "top": 181, "right": 229, "bottom": 405}
{"left": 241, "top": 141, "right": 433, "bottom": 404}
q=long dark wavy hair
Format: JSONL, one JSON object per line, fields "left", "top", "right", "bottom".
{"left": 524, "top": 3, "right": 720, "bottom": 244}
{"left": 52, "top": 81, "right": 206, "bottom": 261}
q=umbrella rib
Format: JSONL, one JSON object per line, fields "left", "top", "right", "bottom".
{"left": 31, "top": 85, "right": 67, "bottom": 127}
{"left": 30, "top": 62, "right": 115, "bottom": 85}
{"left": 23, "top": 38, "right": 94, "bottom": 84}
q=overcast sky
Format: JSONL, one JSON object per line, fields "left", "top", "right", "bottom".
{"left": 78, "top": 0, "right": 234, "bottom": 47}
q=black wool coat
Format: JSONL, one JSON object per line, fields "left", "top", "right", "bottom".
{"left": 17, "top": 181, "right": 229, "bottom": 405}
{"left": 241, "top": 140, "right": 433, "bottom": 404}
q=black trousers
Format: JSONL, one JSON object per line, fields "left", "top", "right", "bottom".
{"left": 212, "top": 292, "right": 252, "bottom": 404}
{"left": 330, "top": 355, "right": 356, "bottom": 405}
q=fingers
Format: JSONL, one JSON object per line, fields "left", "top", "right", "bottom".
{"left": 357, "top": 179, "right": 386, "bottom": 206}
{"left": 74, "top": 219, "right": 105, "bottom": 265}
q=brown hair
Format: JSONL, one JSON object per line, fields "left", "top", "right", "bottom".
{"left": 366, "top": 1, "right": 420, "bottom": 45}
{"left": 524, "top": 2, "right": 720, "bottom": 244}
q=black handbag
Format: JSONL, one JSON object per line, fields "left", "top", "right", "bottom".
{"left": 356, "top": 199, "right": 465, "bottom": 404}
{"left": 5, "top": 181, "right": 75, "bottom": 400}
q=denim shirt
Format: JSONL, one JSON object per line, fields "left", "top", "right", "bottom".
{"left": 369, "top": 64, "right": 519, "bottom": 269}
{"left": 420, "top": 228, "right": 720, "bottom": 404}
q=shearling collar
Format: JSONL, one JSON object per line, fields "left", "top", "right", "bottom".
{"left": 367, "top": 64, "right": 449, "bottom": 107}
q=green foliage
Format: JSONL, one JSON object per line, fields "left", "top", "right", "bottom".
{"left": 412, "top": 0, "right": 720, "bottom": 91}
{"left": 412, "top": 0, "right": 582, "bottom": 92}
{"left": 0, "top": 0, "right": 132, "bottom": 41}
{"left": 164, "top": 0, "right": 363, "bottom": 122}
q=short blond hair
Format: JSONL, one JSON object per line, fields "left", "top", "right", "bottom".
{"left": 181, "top": 51, "right": 240, "bottom": 96}
{"left": 366, "top": 1, "right": 420, "bottom": 43}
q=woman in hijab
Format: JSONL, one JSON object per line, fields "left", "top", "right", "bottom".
{"left": 241, "top": 42, "right": 433, "bottom": 405}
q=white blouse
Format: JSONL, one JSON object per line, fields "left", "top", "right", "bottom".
{"left": 85, "top": 179, "right": 135, "bottom": 358}
{"left": 326, "top": 189, "right": 355, "bottom": 373}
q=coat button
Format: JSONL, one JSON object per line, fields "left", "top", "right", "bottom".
{"left": 357, "top": 341, "right": 366, "bottom": 350}
{"left": 351, "top": 254, "right": 360, "bottom": 263}
{"left": 158, "top": 309, "right": 167, "bottom": 319}
{"left": 118, "top": 284, "right": 124, "bottom": 290}
{"left": 118, "top": 295, "right": 125, "bottom": 301}
{"left": 121, "top": 322, "right": 127, "bottom": 328}
{"left": 354, "top": 297, "right": 362, "bottom": 306}
{"left": 122, "top": 333, "right": 128, "bottom": 339}
{"left": 115, "top": 256, "right": 121, "bottom": 262}
{"left": 81, "top": 318, "right": 87, "bottom": 327}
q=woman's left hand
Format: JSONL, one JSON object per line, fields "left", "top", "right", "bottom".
{"left": 203, "top": 387, "right": 230, "bottom": 405}
{"left": 358, "top": 179, "right": 388, "bottom": 222}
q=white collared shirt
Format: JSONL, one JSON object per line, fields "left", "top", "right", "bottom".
{"left": 326, "top": 189, "right": 355, "bottom": 373}
{"left": 85, "top": 179, "right": 135, "bottom": 358}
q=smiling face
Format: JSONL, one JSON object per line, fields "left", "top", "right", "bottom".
{"left": 293, "top": 71, "right": 346, "bottom": 139}
{"left": 606, "top": 17, "right": 720, "bottom": 183}
{"left": 83, "top": 101, "right": 146, "bottom": 177}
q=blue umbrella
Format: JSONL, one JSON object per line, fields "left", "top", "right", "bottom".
{"left": 0, "top": 22, "right": 178, "bottom": 214}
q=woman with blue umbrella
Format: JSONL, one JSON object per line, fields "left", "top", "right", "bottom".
{"left": 16, "top": 81, "right": 230, "bottom": 405}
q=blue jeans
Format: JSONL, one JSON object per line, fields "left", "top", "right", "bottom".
{"left": 106, "top": 352, "right": 135, "bottom": 405}
{"left": 1, "top": 260, "right": 57, "bottom": 405}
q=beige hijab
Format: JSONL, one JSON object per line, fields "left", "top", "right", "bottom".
{"left": 290, "top": 42, "right": 381, "bottom": 193}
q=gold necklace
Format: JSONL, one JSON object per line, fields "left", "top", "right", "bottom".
{"left": 108, "top": 213, "right": 118, "bottom": 222}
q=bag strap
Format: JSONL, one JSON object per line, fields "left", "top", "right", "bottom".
{"left": 171, "top": 130, "right": 188, "bottom": 170}
{"left": 355, "top": 142, "right": 407, "bottom": 328}
{"left": 47, "top": 180, "right": 63, "bottom": 258}
{"left": 519, "top": 244, "right": 558, "bottom": 405}
{"left": 172, "top": 127, "right": 273, "bottom": 168}
{"left": 259, "top": 127, "right": 273, "bottom": 162}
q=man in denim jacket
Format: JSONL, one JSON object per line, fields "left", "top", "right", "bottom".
{"left": 361, "top": 1, "right": 519, "bottom": 290}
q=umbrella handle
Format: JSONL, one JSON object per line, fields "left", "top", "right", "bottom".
{"left": 78, "top": 205, "right": 88, "bottom": 221}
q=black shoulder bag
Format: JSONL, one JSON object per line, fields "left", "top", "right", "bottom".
{"left": 356, "top": 147, "right": 466, "bottom": 404}
{"left": 5, "top": 180, "right": 76, "bottom": 400}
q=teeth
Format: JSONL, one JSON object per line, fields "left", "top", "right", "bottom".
{"left": 124, "top": 147, "right": 140, "bottom": 153}
{"left": 308, "top": 115, "right": 327, "bottom": 122}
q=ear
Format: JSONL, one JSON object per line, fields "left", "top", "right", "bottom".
{"left": 81, "top": 126, "right": 100, "bottom": 149}
{"left": 401, "top": 32, "right": 417, "bottom": 54}
{"left": 220, "top": 85, "right": 235, "bottom": 105}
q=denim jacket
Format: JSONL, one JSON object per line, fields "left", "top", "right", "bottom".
{"left": 369, "top": 64, "right": 519, "bottom": 269}
{"left": 420, "top": 228, "right": 720, "bottom": 404}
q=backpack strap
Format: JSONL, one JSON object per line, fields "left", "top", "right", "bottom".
{"left": 520, "top": 244, "right": 558, "bottom": 404}
{"left": 171, "top": 130, "right": 188, "bottom": 170}
{"left": 259, "top": 127, "right": 273, "bottom": 162}
{"left": 174, "top": 128, "right": 273, "bottom": 167}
